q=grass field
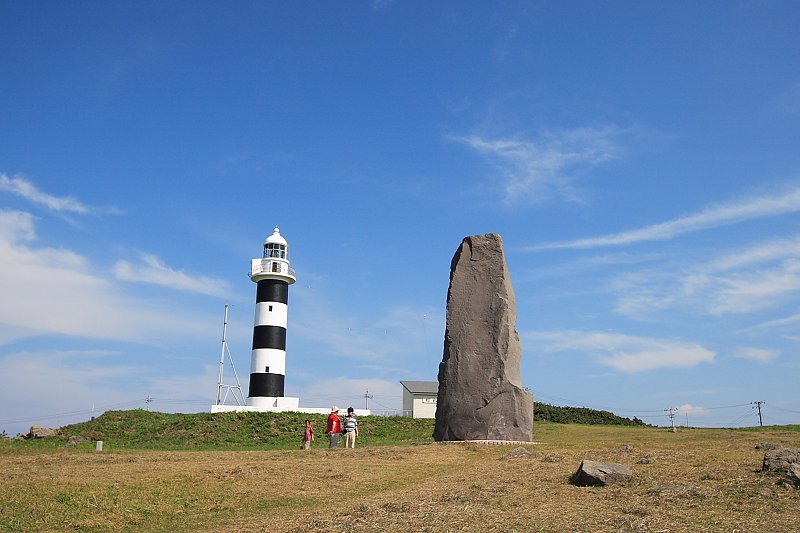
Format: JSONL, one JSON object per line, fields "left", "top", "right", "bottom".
{"left": 1, "top": 420, "right": 798, "bottom": 532}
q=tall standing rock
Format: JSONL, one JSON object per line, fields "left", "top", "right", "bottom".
{"left": 434, "top": 233, "right": 533, "bottom": 442}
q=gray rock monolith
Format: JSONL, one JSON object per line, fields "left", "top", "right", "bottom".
{"left": 434, "top": 233, "right": 534, "bottom": 442}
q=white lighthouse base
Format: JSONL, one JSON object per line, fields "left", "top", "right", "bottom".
{"left": 211, "top": 398, "right": 370, "bottom": 416}
{"left": 247, "top": 396, "right": 300, "bottom": 409}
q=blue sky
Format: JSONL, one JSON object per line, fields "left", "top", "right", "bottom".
{"left": 2, "top": 2, "right": 799, "bottom": 436}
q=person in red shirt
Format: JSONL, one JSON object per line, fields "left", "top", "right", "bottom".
{"left": 326, "top": 406, "right": 341, "bottom": 448}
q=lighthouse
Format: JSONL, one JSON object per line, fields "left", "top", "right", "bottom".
{"left": 210, "top": 227, "right": 371, "bottom": 416}
{"left": 245, "top": 226, "right": 299, "bottom": 409}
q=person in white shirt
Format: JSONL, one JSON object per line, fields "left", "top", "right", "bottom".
{"left": 343, "top": 406, "right": 359, "bottom": 448}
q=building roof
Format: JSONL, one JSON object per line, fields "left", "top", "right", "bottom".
{"left": 400, "top": 380, "right": 439, "bottom": 394}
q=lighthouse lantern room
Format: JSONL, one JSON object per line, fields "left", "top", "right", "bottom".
{"left": 245, "top": 226, "right": 299, "bottom": 409}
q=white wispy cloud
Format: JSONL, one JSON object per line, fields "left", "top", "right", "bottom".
{"left": 611, "top": 270, "right": 678, "bottom": 319}
{"left": 453, "top": 126, "right": 624, "bottom": 205}
{"left": 113, "top": 253, "right": 232, "bottom": 298}
{"left": 292, "top": 285, "right": 442, "bottom": 366}
{"left": 0, "top": 349, "right": 219, "bottom": 435}
{"left": 733, "top": 347, "right": 779, "bottom": 363}
{"left": 614, "top": 234, "right": 800, "bottom": 319}
{"left": 702, "top": 235, "right": 800, "bottom": 272}
{"left": 523, "top": 330, "right": 715, "bottom": 373}
{"left": 1, "top": 173, "right": 122, "bottom": 216}
{"left": 0, "top": 208, "right": 218, "bottom": 345}
{"left": 529, "top": 185, "right": 800, "bottom": 250}
{"left": 743, "top": 313, "right": 800, "bottom": 332}
{"left": 686, "top": 238, "right": 800, "bottom": 315}
{"left": 0, "top": 209, "right": 38, "bottom": 243}
{"left": 1, "top": 174, "right": 90, "bottom": 214}
{"left": 676, "top": 404, "right": 710, "bottom": 416}
{"left": 0, "top": 349, "right": 143, "bottom": 434}
{"left": 706, "top": 260, "right": 800, "bottom": 315}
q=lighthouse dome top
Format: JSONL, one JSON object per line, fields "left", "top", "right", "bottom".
{"left": 264, "top": 226, "right": 287, "bottom": 246}
{"left": 252, "top": 225, "right": 295, "bottom": 283}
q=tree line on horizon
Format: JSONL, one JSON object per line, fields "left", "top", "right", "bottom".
{"left": 534, "top": 402, "right": 649, "bottom": 426}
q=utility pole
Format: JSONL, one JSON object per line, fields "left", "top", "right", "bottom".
{"left": 665, "top": 407, "right": 678, "bottom": 432}
{"left": 145, "top": 395, "right": 152, "bottom": 411}
{"left": 752, "top": 401, "right": 764, "bottom": 427}
{"left": 364, "top": 389, "right": 374, "bottom": 410}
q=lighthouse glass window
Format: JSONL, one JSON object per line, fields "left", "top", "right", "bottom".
{"left": 264, "top": 243, "right": 286, "bottom": 259}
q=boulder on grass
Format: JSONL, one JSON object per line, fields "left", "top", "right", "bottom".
{"left": 571, "top": 460, "right": 632, "bottom": 487}
{"left": 762, "top": 447, "right": 800, "bottom": 473}
{"left": 28, "top": 425, "right": 57, "bottom": 439}
{"left": 786, "top": 463, "right": 800, "bottom": 488}
{"left": 504, "top": 446, "right": 534, "bottom": 459}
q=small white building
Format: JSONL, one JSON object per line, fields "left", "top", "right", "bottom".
{"left": 400, "top": 380, "right": 439, "bottom": 419}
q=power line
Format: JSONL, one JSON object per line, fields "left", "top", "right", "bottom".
{"left": 704, "top": 403, "right": 752, "bottom": 411}
{"left": 723, "top": 411, "right": 754, "bottom": 427}
{"left": 147, "top": 398, "right": 210, "bottom": 405}
{"left": 770, "top": 405, "right": 800, "bottom": 414}
{"left": 534, "top": 391, "right": 758, "bottom": 416}
{"left": 0, "top": 400, "right": 141, "bottom": 426}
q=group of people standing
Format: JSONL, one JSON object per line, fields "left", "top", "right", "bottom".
{"left": 303, "top": 406, "right": 359, "bottom": 449}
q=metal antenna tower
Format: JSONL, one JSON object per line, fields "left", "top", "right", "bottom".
{"left": 215, "top": 305, "right": 244, "bottom": 406}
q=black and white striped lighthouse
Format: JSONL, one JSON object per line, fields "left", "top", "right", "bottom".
{"left": 245, "top": 226, "right": 297, "bottom": 407}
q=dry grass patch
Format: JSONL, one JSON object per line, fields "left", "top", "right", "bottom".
{"left": 1, "top": 424, "right": 797, "bottom": 532}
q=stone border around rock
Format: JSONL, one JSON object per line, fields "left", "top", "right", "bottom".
{"left": 436, "top": 440, "right": 539, "bottom": 446}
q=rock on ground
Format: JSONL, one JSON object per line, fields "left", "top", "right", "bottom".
{"left": 571, "top": 460, "right": 633, "bottom": 486}
{"left": 762, "top": 447, "right": 800, "bottom": 473}
{"left": 28, "top": 425, "right": 57, "bottom": 439}
{"left": 787, "top": 463, "right": 800, "bottom": 488}
{"left": 504, "top": 446, "right": 534, "bottom": 459}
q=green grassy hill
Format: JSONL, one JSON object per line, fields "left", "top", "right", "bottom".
{"left": 2, "top": 402, "right": 667, "bottom": 451}
{"left": 45, "top": 410, "right": 435, "bottom": 450}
